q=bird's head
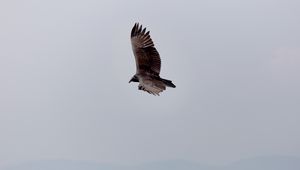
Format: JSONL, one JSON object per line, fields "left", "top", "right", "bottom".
{"left": 129, "top": 75, "right": 139, "bottom": 83}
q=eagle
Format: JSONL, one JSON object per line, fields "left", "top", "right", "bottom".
{"left": 129, "top": 23, "right": 176, "bottom": 95}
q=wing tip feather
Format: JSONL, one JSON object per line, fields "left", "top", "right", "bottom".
{"left": 131, "top": 22, "right": 149, "bottom": 39}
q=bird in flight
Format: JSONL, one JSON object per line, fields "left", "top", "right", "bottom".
{"left": 129, "top": 23, "right": 176, "bottom": 95}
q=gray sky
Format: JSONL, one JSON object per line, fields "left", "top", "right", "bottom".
{"left": 0, "top": 0, "right": 300, "bottom": 167}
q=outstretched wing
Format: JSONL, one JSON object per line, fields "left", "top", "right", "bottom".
{"left": 131, "top": 23, "right": 161, "bottom": 75}
{"left": 138, "top": 77, "right": 166, "bottom": 96}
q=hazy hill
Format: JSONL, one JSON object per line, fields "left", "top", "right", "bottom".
{"left": 3, "top": 156, "right": 300, "bottom": 170}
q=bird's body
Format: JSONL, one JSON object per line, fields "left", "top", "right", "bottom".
{"left": 129, "top": 23, "right": 175, "bottom": 95}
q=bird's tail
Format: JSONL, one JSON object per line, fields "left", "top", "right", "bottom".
{"left": 161, "top": 78, "right": 176, "bottom": 88}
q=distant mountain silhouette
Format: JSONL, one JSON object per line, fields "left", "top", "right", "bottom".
{"left": 222, "top": 156, "right": 300, "bottom": 170}
{"left": 131, "top": 160, "right": 214, "bottom": 170}
{"left": 3, "top": 156, "right": 300, "bottom": 170}
{"left": 3, "top": 160, "right": 121, "bottom": 170}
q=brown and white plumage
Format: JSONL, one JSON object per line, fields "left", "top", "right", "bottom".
{"left": 129, "top": 23, "right": 175, "bottom": 96}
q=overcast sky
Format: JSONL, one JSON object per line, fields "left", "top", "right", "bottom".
{"left": 0, "top": 0, "right": 300, "bottom": 168}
